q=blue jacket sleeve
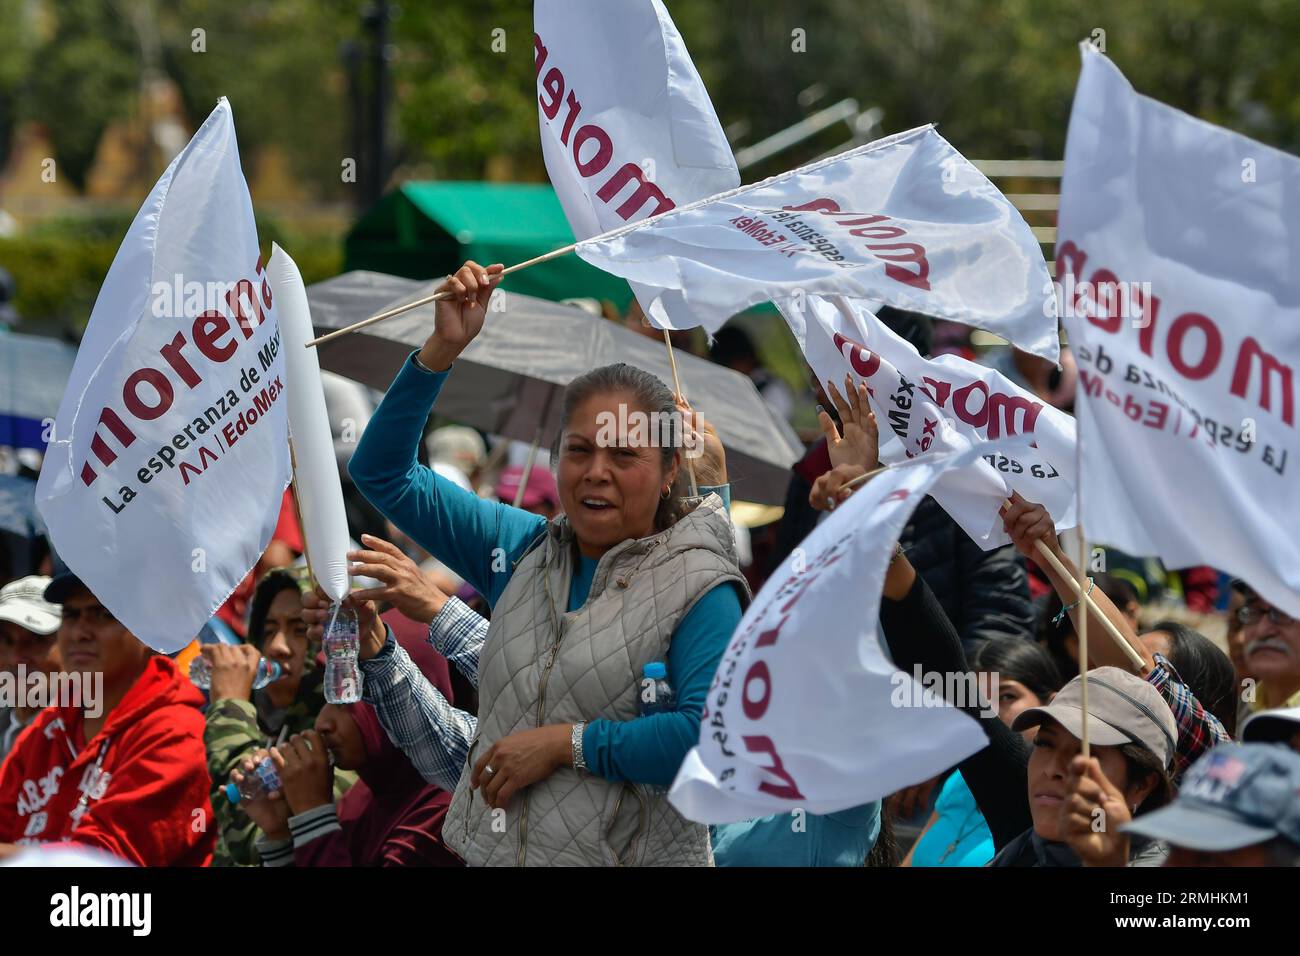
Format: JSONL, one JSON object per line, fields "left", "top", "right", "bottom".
{"left": 582, "top": 580, "right": 743, "bottom": 788}
{"left": 347, "top": 352, "right": 547, "bottom": 606}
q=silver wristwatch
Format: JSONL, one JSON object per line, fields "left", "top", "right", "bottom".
{"left": 571, "top": 721, "right": 588, "bottom": 773}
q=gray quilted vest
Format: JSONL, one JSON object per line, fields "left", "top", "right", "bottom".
{"left": 443, "top": 493, "right": 749, "bottom": 866}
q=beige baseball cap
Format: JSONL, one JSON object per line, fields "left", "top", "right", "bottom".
{"left": 1012, "top": 666, "right": 1178, "bottom": 769}
{"left": 0, "top": 576, "right": 61, "bottom": 635}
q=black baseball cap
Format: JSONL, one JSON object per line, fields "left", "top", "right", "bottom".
{"left": 42, "top": 551, "right": 87, "bottom": 605}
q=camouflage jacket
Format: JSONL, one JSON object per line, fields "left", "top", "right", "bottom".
{"left": 204, "top": 663, "right": 356, "bottom": 866}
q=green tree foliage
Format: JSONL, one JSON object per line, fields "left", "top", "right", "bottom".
{"left": 20, "top": 0, "right": 140, "bottom": 190}
{"left": 161, "top": 0, "right": 355, "bottom": 199}
{"left": 0, "top": 0, "right": 30, "bottom": 163}
{"left": 390, "top": 0, "right": 542, "bottom": 180}
{"left": 10, "top": 1, "right": 1300, "bottom": 195}
{"left": 666, "top": 0, "right": 1300, "bottom": 173}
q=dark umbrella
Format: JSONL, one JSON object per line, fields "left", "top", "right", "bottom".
{"left": 0, "top": 473, "right": 43, "bottom": 539}
{"left": 306, "top": 271, "right": 803, "bottom": 505}
{"left": 0, "top": 473, "right": 46, "bottom": 580}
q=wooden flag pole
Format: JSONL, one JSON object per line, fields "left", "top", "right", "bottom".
{"left": 662, "top": 329, "right": 699, "bottom": 497}
{"left": 1031, "top": 537, "right": 1146, "bottom": 671}
{"left": 843, "top": 463, "right": 889, "bottom": 491}
{"left": 305, "top": 244, "right": 577, "bottom": 349}
{"left": 514, "top": 425, "right": 543, "bottom": 510}
{"left": 826, "top": 463, "right": 890, "bottom": 510}
{"left": 1073, "top": 419, "right": 1091, "bottom": 759}
{"left": 1077, "top": 524, "right": 1091, "bottom": 759}
{"left": 304, "top": 169, "right": 749, "bottom": 350}
{"left": 998, "top": 499, "right": 1144, "bottom": 671}
{"left": 287, "top": 438, "right": 319, "bottom": 593}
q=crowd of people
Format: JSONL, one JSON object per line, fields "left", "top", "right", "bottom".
{"left": 0, "top": 259, "right": 1296, "bottom": 868}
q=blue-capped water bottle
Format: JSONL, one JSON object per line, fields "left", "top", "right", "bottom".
{"left": 189, "top": 654, "right": 282, "bottom": 690}
{"left": 225, "top": 755, "right": 282, "bottom": 805}
{"left": 640, "top": 662, "right": 675, "bottom": 716}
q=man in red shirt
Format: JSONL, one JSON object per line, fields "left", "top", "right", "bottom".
{"left": 0, "top": 563, "right": 215, "bottom": 866}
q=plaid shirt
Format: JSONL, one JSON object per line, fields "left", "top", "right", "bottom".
{"left": 360, "top": 597, "right": 487, "bottom": 792}
{"left": 1147, "top": 652, "right": 1230, "bottom": 783}
{"left": 427, "top": 596, "right": 486, "bottom": 690}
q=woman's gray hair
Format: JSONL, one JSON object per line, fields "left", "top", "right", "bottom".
{"left": 550, "top": 363, "right": 688, "bottom": 532}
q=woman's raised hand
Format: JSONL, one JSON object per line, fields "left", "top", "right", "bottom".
{"left": 675, "top": 395, "right": 727, "bottom": 488}
{"left": 822, "top": 375, "right": 879, "bottom": 473}
{"left": 999, "top": 492, "right": 1061, "bottom": 562}
{"left": 418, "top": 260, "right": 504, "bottom": 372}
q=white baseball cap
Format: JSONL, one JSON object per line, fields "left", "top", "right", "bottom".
{"left": 1241, "top": 706, "right": 1300, "bottom": 745}
{"left": 0, "top": 576, "right": 61, "bottom": 635}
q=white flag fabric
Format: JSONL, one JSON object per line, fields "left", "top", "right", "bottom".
{"left": 36, "top": 100, "right": 290, "bottom": 652}
{"left": 576, "top": 125, "right": 1060, "bottom": 360}
{"left": 669, "top": 440, "right": 996, "bottom": 823}
{"left": 781, "top": 294, "right": 1078, "bottom": 547}
{"left": 267, "top": 244, "right": 350, "bottom": 603}
{"left": 1058, "top": 47, "right": 1300, "bottom": 616}
{"left": 533, "top": 0, "right": 740, "bottom": 329}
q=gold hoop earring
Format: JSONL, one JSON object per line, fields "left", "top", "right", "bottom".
{"left": 661, "top": 486, "right": 671, "bottom": 500}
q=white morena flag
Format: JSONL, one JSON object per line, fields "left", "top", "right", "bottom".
{"left": 783, "top": 293, "right": 1078, "bottom": 546}
{"left": 576, "top": 124, "right": 1060, "bottom": 360}
{"left": 36, "top": 99, "right": 290, "bottom": 653}
{"left": 670, "top": 440, "right": 997, "bottom": 823}
{"left": 534, "top": 0, "right": 740, "bottom": 329}
{"left": 1058, "top": 46, "right": 1300, "bottom": 616}
{"left": 267, "top": 244, "right": 350, "bottom": 602}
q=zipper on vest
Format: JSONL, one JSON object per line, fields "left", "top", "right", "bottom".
{"left": 520, "top": 570, "right": 576, "bottom": 867}
{"left": 628, "top": 785, "right": 648, "bottom": 865}
{"left": 536, "top": 638, "right": 563, "bottom": 725}
{"left": 520, "top": 633, "right": 564, "bottom": 867}
{"left": 517, "top": 795, "right": 529, "bottom": 867}
{"left": 607, "top": 783, "right": 649, "bottom": 866}
{"left": 463, "top": 738, "right": 479, "bottom": 844}
{"left": 608, "top": 786, "right": 627, "bottom": 866}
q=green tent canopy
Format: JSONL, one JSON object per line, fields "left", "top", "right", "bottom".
{"left": 344, "top": 181, "right": 635, "bottom": 307}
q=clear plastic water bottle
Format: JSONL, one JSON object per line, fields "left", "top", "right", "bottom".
{"left": 225, "top": 755, "right": 281, "bottom": 805}
{"left": 323, "top": 603, "right": 363, "bottom": 704}
{"left": 640, "top": 662, "right": 675, "bottom": 716}
{"left": 189, "top": 654, "right": 282, "bottom": 690}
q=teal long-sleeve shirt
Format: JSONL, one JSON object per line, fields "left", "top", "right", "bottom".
{"left": 348, "top": 353, "right": 743, "bottom": 789}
